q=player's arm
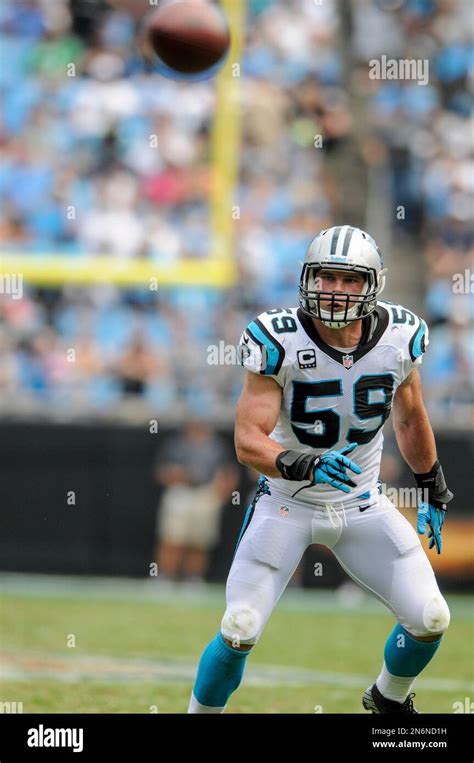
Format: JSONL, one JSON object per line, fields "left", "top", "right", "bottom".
{"left": 234, "top": 371, "right": 361, "bottom": 492}
{"left": 392, "top": 367, "right": 437, "bottom": 473}
{"left": 234, "top": 371, "right": 284, "bottom": 477}
{"left": 393, "top": 367, "right": 453, "bottom": 553}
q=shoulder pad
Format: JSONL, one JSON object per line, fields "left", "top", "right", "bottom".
{"left": 239, "top": 309, "right": 297, "bottom": 380}
{"left": 380, "top": 301, "right": 429, "bottom": 376}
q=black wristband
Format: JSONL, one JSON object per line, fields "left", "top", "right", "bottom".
{"left": 276, "top": 450, "right": 320, "bottom": 482}
{"left": 413, "top": 460, "right": 453, "bottom": 509}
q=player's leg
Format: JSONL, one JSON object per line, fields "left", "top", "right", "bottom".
{"left": 188, "top": 485, "right": 311, "bottom": 713}
{"left": 331, "top": 496, "right": 450, "bottom": 709}
{"left": 156, "top": 541, "right": 183, "bottom": 579}
{"left": 156, "top": 486, "right": 193, "bottom": 580}
{"left": 182, "top": 483, "right": 223, "bottom": 581}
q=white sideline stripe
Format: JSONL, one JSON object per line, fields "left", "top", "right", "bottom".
{"left": 1, "top": 652, "right": 472, "bottom": 692}
{"left": 1, "top": 573, "right": 473, "bottom": 619}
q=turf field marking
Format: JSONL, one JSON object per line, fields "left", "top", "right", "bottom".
{"left": 1, "top": 651, "right": 472, "bottom": 692}
{"left": 1, "top": 574, "right": 473, "bottom": 619}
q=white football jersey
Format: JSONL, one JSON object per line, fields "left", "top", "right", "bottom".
{"left": 238, "top": 300, "right": 428, "bottom": 509}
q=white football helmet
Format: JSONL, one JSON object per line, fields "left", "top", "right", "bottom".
{"left": 299, "top": 225, "right": 387, "bottom": 329}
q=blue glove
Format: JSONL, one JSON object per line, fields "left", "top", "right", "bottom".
{"left": 414, "top": 460, "right": 452, "bottom": 555}
{"left": 312, "top": 442, "right": 362, "bottom": 494}
{"left": 276, "top": 443, "right": 362, "bottom": 498}
{"left": 417, "top": 502, "right": 446, "bottom": 554}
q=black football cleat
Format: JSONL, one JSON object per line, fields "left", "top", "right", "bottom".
{"left": 363, "top": 683, "right": 419, "bottom": 714}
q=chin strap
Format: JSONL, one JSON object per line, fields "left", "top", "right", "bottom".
{"left": 321, "top": 310, "right": 378, "bottom": 344}
{"left": 362, "top": 310, "right": 378, "bottom": 343}
{"left": 321, "top": 302, "right": 379, "bottom": 332}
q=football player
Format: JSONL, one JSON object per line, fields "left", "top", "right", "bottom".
{"left": 188, "top": 225, "right": 453, "bottom": 714}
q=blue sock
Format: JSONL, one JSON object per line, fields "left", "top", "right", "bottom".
{"left": 193, "top": 631, "right": 250, "bottom": 707}
{"left": 384, "top": 623, "right": 443, "bottom": 677}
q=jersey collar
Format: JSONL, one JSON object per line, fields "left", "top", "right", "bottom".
{"left": 296, "top": 305, "right": 390, "bottom": 366}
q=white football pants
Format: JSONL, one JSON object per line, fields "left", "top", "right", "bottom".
{"left": 221, "top": 489, "right": 450, "bottom": 645}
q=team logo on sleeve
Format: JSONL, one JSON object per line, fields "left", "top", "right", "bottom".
{"left": 297, "top": 349, "right": 317, "bottom": 368}
{"left": 240, "top": 334, "right": 251, "bottom": 363}
{"left": 342, "top": 354, "right": 354, "bottom": 369}
{"left": 239, "top": 333, "right": 267, "bottom": 368}
{"left": 278, "top": 505, "right": 290, "bottom": 517}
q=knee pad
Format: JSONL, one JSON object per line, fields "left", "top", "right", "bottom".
{"left": 221, "top": 605, "right": 261, "bottom": 646}
{"left": 422, "top": 593, "right": 450, "bottom": 635}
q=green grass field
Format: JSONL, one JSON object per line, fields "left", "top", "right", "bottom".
{"left": 1, "top": 574, "right": 472, "bottom": 713}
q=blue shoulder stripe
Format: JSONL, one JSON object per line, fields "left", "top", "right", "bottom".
{"left": 408, "top": 319, "right": 427, "bottom": 361}
{"left": 246, "top": 319, "right": 285, "bottom": 376}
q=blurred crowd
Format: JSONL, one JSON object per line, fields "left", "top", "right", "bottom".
{"left": 351, "top": 0, "right": 473, "bottom": 425}
{"left": 0, "top": 0, "right": 472, "bottom": 424}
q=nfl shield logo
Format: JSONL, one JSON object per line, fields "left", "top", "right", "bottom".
{"left": 279, "top": 505, "right": 289, "bottom": 517}
{"left": 342, "top": 354, "right": 353, "bottom": 369}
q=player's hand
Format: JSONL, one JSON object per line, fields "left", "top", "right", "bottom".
{"left": 417, "top": 501, "right": 446, "bottom": 554}
{"left": 312, "top": 442, "right": 362, "bottom": 494}
{"left": 413, "top": 460, "right": 452, "bottom": 555}
{"left": 276, "top": 443, "right": 361, "bottom": 498}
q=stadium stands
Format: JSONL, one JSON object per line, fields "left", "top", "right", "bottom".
{"left": 0, "top": 0, "right": 472, "bottom": 423}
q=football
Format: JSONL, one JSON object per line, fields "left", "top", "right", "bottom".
{"left": 146, "top": 0, "right": 230, "bottom": 76}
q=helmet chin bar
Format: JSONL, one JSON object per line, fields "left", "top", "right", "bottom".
{"left": 305, "top": 291, "right": 370, "bottom": 327}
